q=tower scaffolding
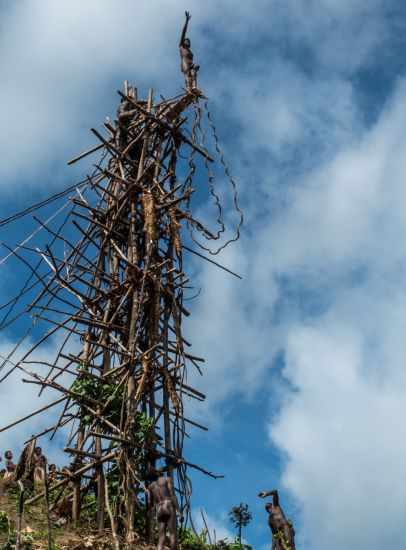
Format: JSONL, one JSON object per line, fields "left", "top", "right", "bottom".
{"left": 0, "top": 18, "right": 243, "bottom": 546}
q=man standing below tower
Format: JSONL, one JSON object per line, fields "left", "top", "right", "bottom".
{"left": 33, "top": 446, "right": 46, "bottom": 484}
{"left": 146, "top": 469, "right": 179, "bottom": 550}
{"left": 258, "top": 489, "right": 296, "bottom": 550}
{"left": 3, "top": 450, "right": 16, "bottom": 481}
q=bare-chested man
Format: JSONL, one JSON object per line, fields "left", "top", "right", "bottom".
{"left": 0, "top": 450, "right": 16, "bottom": 494}
{"left": 4, "top": 450, "right": 15, "bottom": 481}
{"left": 258, "top": 489, "right": 295, "bottom": 550}
{"left": 33, "top": 446, "right": 46, "bottom": 484}
{"left": 179, "top": 11, "right": 200, "bottom": 91}
{"left": 146, "top": 471, "right": 179, "bottom": 550}
{"left": 48, "top": 463, "right": 57, "bottom": 483}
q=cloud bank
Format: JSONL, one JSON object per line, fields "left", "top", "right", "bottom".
{"left": 1, "top": 2, "right": 406, "bottom": 549}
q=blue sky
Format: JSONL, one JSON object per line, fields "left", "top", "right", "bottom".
{"left": 1, "top": 1, "right": 406, "bottom": 548}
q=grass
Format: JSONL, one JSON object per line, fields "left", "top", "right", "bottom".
{"left": 0, "top": 489, "right": 248, "bottom": 549}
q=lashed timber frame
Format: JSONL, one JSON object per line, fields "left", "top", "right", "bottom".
{"left": 0, "top": 75, "right": 243, "bottom": 543}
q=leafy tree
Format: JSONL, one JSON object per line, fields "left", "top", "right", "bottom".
{"left": 228, "top": 503, "right": 252, "bottom": 548}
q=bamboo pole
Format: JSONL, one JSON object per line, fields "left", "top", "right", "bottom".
{"left": 43, "top": 460, "right": 53, "bottom": 550}
{"left": 2, "top": 78, "right": 242, "bottom": 544}
{"left": 105, "top": 476, "right": 120, "bottom": 550}
{"left": 26, "top": 451, "right": 118, "bottom": 506}
{"left": 0, "top": 395, "right": 67, "bottom": 434}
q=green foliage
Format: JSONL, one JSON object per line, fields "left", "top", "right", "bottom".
{"left": 274, "top": 530, "right": 293, "bottom": 550}
{"left": 179, "top": 526, "right": 208, "bottom": 549}
{"left": 178, "top": 527, "right": 252, "bottom": 550}
{"left": 0, "top": 511, "right": 8, "bottom": 534}
{"left": 221, "top": 542, "right": 252, "bottom": 550}
{"left": 21, "top": 532, "right": 34, "bottom": 546}
{"left": 228, "top": 503, "right": 252, "bottom": 530}
{"left": 106, "top": 467, "right": 120, "bottom": 498}
{"left": 0, "top": 529, "right": 14, "bottom": 550}
{"left": 131, "top": 412, "right": 154, "bottom": 444}
{"left": 70, "top": 374, "right": 155, "bottom": 444}
{"left": 81, "top": 493, "right": 97, "bottom": 520}
{"left": 70, "top": 375, "right": 124, "bottom": 426}
{"left": 136, "top": 413, "right": 154, "bottom": 436}
{"left": 228, "top": 503, "right": 252, "bottom": 549}
{"left": 133, "top": 501, "right": 147, "bottom": 534}
{"left": 0, "top": 511, "right": 9, "bottom": 533}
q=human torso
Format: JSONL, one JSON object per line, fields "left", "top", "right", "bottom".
{"left": 150, "top": 477, "right": 171, "bottom": 505}
{"left": 179, "top": 45, "right": 193, "bottom": 72}
{"left": 34, "top": 454, "right": 45, "bottom": 467}
{"left": 268, "top": 506, "right": 287, "bottom": 532}
{"left": 5, "top": 460, "right": 15, "bottom": 472}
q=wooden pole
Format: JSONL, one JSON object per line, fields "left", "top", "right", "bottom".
{"left": 15, "top": 481, "right": 25, "bottom": 550}
{"left": 3, "top": 74, "right": 240, "bottom": 544}
{"left": 43, "top": 460, "right": 53, "bottom": 550}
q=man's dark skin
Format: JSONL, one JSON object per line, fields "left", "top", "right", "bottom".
{"left": 146, "top": 472, "right": 179, "bottom": 550}
{"left": 33, "top": 446, "right": 45, "bottom": 464}
{"left": 48, "top": 464, "right": 57, "bottom": 483}
{"left": 0, "top": 451, "right": 16, "bottom": 493}
{"left": 4, "top": 450, "right": 15, "bottom": 479}
{"left": 179, "top": 11, "right": 199, "bottom": 91}
{"left": 33, "top": 446, "right": 46, "bottom": 483}
{"left": 4, "top": 450, "right": 14, "bottom": 469}
{"left": 258, "top": 489, "right": 296, "bottom": 550}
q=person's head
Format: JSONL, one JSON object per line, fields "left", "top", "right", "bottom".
{"left": 34, "top": 446, "right": 42, "bottom": 456}
{"left": 4, "top": 450, "right": 12, "bottom": 460}
{"left": 265, "top": 503, "right": 273, "bottom": 514}
{"left": 49, "top": 464, "right": 56, "bottom": 472}
{"left": 184, "top": 38, "right": 191, "bottom": 48}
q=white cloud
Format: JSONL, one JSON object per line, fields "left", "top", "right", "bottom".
{"left": 185, "top": 23, "right": 406, "bottom": 550}
{"left": 0, "top": 333, "right": 77, "bottom": 465}
{"left": 271, "top": 317, "right": 406, "bottom": 549}
{"left": 266, "top": 0, "right": 392, "bottom": 73}
{"left": 0, "top": 0, "right": 183, "bottom": 185}
{"left": 0, "top": 0, "right": 392, "bottom": 186}
{"left": 183, "top": 238, "right": 282, "bottom": 427}
{"left": 266, "top": 77, "right": 406, "bottom": 549}
{"left": 0, "top": 2, "right": 405, "bottom": 549}
{"left": 266, "top": 78, "right": 406, "bottom": 275}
